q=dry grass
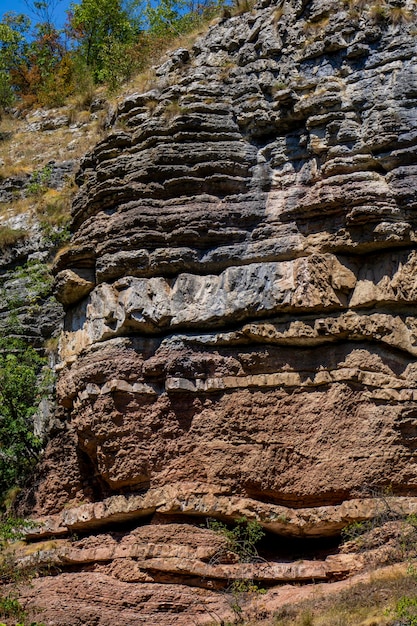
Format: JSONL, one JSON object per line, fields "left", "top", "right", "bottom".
{"left": 231, "top": 0, "right": 256, "bottom": 16}
{"left": 345, "top": 0, "right": 371, "bottom": 10}
{"left": 0, "top": 109, "right": 105, "bottom": 181}
{"left": 0, "top": 197, "right": 34, "bottom": 220}
{"left": 303, "top": 15, "right": 330, "bottom": 37}
{"left": 218, "top": 59, "right": 237, "bottom": 81}
{"left": 273, "top": 6, "right": 285, "bottom": 24}
{"left": 22, "top": 539, "right": 60, "bottom": 556}
{"left": 388, "top": 5, "right": 414, "bottom": 24}
{"left": 0, "top": 226, "right": 28, "bottom": 249}
{"left": 35, "top": 186, "right": 75, "bottom": 228}
{"left": 125, "top": 67, "right": 159, "bottom": 97}
{"left": 43, "top": 336, "right": 60, "bottom": 354}
{"left": 113, "top": 16, "right": 222, "bottom": 104}
{"left": 164, "top": 101, "right": 181, "bottom": 120}
{"left": 205, "top": 566, "right": 417, "bottom": 626}
{"left": 252, "top": 568, "right": 417, "bottom": 626}
{"left": 0, "top": 183, "right": 74, "bottom": 223}
{"left": 144, "top": 97, "right": 159, "bottom": 115}
{"left": 342, "top": 0, "right": 416, "bottom": 25}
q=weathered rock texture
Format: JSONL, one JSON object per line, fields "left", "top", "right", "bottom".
{"left": 0, "top": 159, "right": 79, "bottom": 347}
{"left": 18, "top": 0, "right": 417, "bottom": 622}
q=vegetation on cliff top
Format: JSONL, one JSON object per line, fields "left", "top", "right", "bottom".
{"left": 0, "top": 0, "right": 227, "bottom": 110}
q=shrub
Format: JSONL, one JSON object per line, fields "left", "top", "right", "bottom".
{"left": 207, "top": 516, "right": 265, "bottom": 563}
{"left": 392, "top": 596, "right": 417, "bottom": 625}
{"left": 0, "top": 337, "right": 48, "bottom": 502}
{"left": 26, "top": 165, "right": 52, "bottom": 197}
{"left": 0, "top": 594, "right": 26, "bottom": 621}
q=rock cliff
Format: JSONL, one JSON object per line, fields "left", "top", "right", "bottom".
{"left": 13, "top": 0, "right": 417, "bottom": 622}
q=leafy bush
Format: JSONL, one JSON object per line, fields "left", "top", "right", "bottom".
{"left": 207, "top": 516, "right": 265, "bottom": 563}
{"left": 0, "top": 593, "right": 26, "bottom": 621}
{"left": 0, "top": 70, "right": 14, "bottom": 114}
{"left": 0, "top": 337, "right": 47, "bottom": 502}
{"left": 26, "top": 165, "right": 52, "bottom": 197}
{"left": 392, "top": 596, "right": 417, "bottom": 625}
{"left": 0, "top": 516, "right": 38, "bottom": 548}
{"left": 341, "top": 520, "right": 371, "bottom": 543}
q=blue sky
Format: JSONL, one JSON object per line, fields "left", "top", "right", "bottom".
{"left": 0, "top": 0, "right": 72, "bottom": 28}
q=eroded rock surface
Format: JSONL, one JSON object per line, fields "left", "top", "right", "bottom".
{"left": 18, "top": 0, "right": 417, "bottom": 622}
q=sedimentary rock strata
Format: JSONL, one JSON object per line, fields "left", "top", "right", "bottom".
{"left": 18, "top": 0, "right": 417, "bottom": 622}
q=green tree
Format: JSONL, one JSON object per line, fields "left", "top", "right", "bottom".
{"left": 67, "top": 0, "right": 142, "bottom": 79}
{"left": 0, "top": 14, "right": 30, "bottom": 112}
{"left": 0, "top": 7, "right": 72, "bottom": 108}
{"left": 145, "top": 0, "right": 225, "bottom": 43}
{"left": 145, "top": 0, "right": 186, "bottom": 37}
{"left": 0, "top": 337, "right": 47, "bottom": 501}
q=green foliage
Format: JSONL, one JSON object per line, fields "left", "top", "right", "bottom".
{"left": 407, "top": 514, "right": 417, "bottom": 529}
{"left": 146, "top": 0, "right": 187, "bottom": 37}
{"left": 68, "top": 0, "right": 142, "bottom": 80}
{"left": 206, "top": 517, "right": 267, "bottom": 622}
{"left": 0, "top": 337, "right": 47, "bottom": 501}
{"left": 392, "top": 596, "right": 417, "bottom": 625}
{"left": 0, "top": 585, "right": 45, "bottom": 625}
{"left": 207, "top": 516, "right": 265, "bottom": 563}
{"left": 14, "top": 260, "right": 53, "bottom": 304}
{"left": 40, "top": 222, "right": 71, "bottom": 247}
{"left": 0, "top": 623, "right": 46, "bottom": 626}
{"left": 0, "top": 0, "right": 226, "bottom": 106}
{"left": 0, "top": 594, "right": 26, "bottom": 621}
{"left": 0, "top": 71, "right": 15, "bottom": 113}
{"left": 0, "top": 15, "right": 30, "bottom": 110}
{"left": 146, "top": 0, "right": 226, "bottom": 40}
{"left": 96, "top": 34, "right": 141, "bottom": 91}
{"left": 341, "top": 486, "right": 404, "bottom": 549}
{"left": 341, "top": 520, "right": 371, "bottom": 543}
{"left": 0, "top": 10, "right": 70, "bottom": 108}
{"left": 0, "top": 517, "right": 36, "bottom": 546}
{"left": 227, "top": 578, "right": 267, "bottom": 623}
{"left": 26, "top": 165, "right": 52, "bottom": 196}
{"left": 0, "top": 262, "right": 54, "bottom": 503}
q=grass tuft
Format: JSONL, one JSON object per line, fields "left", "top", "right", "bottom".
{"left": 0, "top": 226, "right": 28, "bottom": 249}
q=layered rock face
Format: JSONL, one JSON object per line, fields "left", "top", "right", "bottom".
{"left": 21, "top": 0, "right": 417, "bottom": 622}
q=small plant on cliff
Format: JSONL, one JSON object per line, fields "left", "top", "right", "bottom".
{"left": 389, "top": 595, "right": 417, "bottom": 626}
{"left": 206, "top": 518, "right": 266, "bottom": 624}
{"left": 0, "top": 226, "right": 28, "bottom": 250}
{"left": 0, "top": 516, "right": 35, "bottom": 547}
{"left": 26, "top": 165, "right": 52, "bottom": 197}
{"left": 341, "top": 485, "right": 403, "bottom": 545}
{"left": 14, "top": 260, "right": 54, "bottom": 305}
{"left": 207, "top": 516, "right": 265, "bottom": 563}
{"left": 0, "top": 593, "right": 45, "bottom": 625}
{"left": 228, "top": 579, "right": 267, "bottom": 624}
{"left": 0, "top": 594, "right": 27, "bottom": 622}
